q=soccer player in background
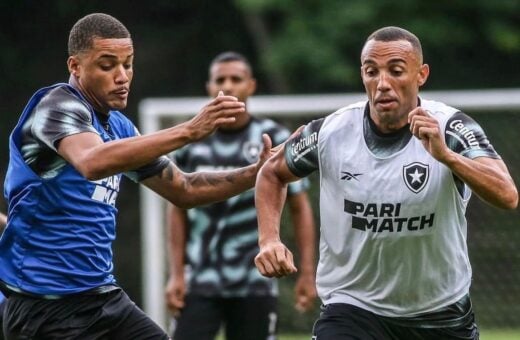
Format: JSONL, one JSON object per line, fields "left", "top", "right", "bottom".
{"left": 253, "top": 26, "right": 518, "bottom": 340}
{"left": 0, "top": 13, "right": 277, "bottom": 339}
{"left": 165, "top": 51, "right": 317, "bottom": 340}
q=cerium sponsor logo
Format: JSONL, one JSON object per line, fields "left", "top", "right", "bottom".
{"left": 242, "top": 141, "right": 262, "bottom": 163}
{"left": 403, "top": 162, "right": 429, "bottom": 194}
{"left": 291, "top": 132, "right": 318, "bottom": 162}
{"left": 447, "top": 119, "right": 480, "bottom": 149}
{"left": 344, "top": 199, "right": 435, "bottom": 233}
{"left": 91, "top": 175, "right": 121, "bottom": 206}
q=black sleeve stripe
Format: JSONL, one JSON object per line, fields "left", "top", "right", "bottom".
{"left": 445, "top": 111, "right": 499, "bottom": 159}
{"left": 284, "top": 118, "right": 324, "bottom": 178}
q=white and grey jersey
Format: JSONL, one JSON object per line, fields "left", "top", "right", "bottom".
{"left": 20, "top": 85, "right": 169, "bottom": 181}
{"left": 283, "top": 99, "right": 499, "bottom": 317}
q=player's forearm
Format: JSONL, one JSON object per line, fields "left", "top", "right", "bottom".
{"left": 256, "top": 163, "right": 288, "bottom": 247}
{"left": 180, "top": 164, "right": 259, "bottom": 208}
{"left": 79, "top": 122, "right": 195, "bottom": 180}
{"left": 166, "top": 204, "right": 188, "bottom": 277}
{"left": 442, "top": 151, "right": 518, "bottom": 209}
{"left": 289, "top": 194, "right": 316, "bottom": 276}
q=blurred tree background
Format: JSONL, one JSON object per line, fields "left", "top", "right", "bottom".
{"left": 1, "top": 0, "right": 519, "bottom": 334}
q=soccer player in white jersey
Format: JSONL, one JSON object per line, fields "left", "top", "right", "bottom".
{"left": 253, "top": 26, "right": 518, "bottom": 339}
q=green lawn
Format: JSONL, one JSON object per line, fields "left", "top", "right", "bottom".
{"left": 277, "top": 329, "right": 520, "bottom": 340}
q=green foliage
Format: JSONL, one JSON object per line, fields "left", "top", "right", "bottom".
{"left": 234, "top": 0, "right": 520, "bottom": 92}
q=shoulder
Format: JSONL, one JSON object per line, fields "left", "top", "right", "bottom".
{"left": 251, "top": 116, "right": 292, "bottom": 145}
{"left": 420, "top": 98, "right": 460, "bottom": 123}
{"left": 36, "top": 85, "right": 93, "bottom": 123}
{"left": 319, "top": 101, "right": 366, "bottom": 139}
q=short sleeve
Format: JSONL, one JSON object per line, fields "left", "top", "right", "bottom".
{"left": 445, "top": 111, "right": 500, "bottom": 159}
{"left": 284, "top": 118, "right": 324, "bottom": 178}
{"left": 31, "top": 86, "right": 98, "bottom": 151}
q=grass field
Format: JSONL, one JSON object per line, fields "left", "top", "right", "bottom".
{"left": 276, "top": 329, "right": 520, "bottom": 340}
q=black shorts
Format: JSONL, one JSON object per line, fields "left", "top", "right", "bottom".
{"left": 2, "top": 288, "right": 168, "bottom": 340}
{"left": 312, "top": 295, "right": 479, "bottom": 340}
{"left": 172, "top": 294, "right": 277, "bottom": 340}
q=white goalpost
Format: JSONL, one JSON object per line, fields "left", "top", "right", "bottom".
{"left": 138, "top": 88, "right": 520, "bottom": 329}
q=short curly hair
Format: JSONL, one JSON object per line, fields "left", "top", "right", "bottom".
{"left": 68, "top": 13, "right": 131, "bottom": 56}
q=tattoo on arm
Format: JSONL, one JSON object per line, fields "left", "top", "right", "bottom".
{"left": 186, "top": 167, "right": 251, "bottom": 187}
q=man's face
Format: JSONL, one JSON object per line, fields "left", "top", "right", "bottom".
{"left": 360, "top": 39, "right": 429, "bottom": 131}
{"left": 68, "top": 37, "right": 133, "bottom": 114}
{"left": 207, "top": 61, "right": 256, "bottom": 103}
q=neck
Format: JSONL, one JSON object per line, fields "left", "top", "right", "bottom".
{"left": 68, "top": 75, "right": 109, "bottom": 115}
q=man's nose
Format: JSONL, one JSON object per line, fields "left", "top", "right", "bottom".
{"left": 115, "top": 65, "right": 129, "bottom": 84}
{"left": 377, "top": 72, "right": 391, "bottom": 91}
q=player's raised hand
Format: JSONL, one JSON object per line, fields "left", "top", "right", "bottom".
{"left": 255, "top": 240, "right": 297, "bottom": 278}
{"left": 409, "top": 107, "right": 449, "bottom": 161}
{"left": 186, "top": 90, "right": 245, "bottom": 141}
{"left": 255, "top": 125, "right": 306, "bottom": 171}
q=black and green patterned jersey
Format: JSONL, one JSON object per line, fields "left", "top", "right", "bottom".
{"left": 173, "top": 116, "right": 309, "bottom": 297}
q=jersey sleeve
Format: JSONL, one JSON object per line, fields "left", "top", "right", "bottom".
{"left": 31, "top": 86, "right": 98, "bottom": 151}
{"left": 445, "top": 111, "right": 500, "bottom": 159}
{"left": 284, "top": 118, "right": 324, "bottom": 178}
{"left": 268, "top": 121, "right": 311, "bottom": 195}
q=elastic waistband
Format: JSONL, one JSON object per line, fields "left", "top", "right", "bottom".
{"left": 0, "top": 281, "right": 120, "bottom": 300}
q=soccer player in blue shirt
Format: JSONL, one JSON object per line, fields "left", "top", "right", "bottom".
{"left": 0, "top": 14, "right": 276, "bottom": 339}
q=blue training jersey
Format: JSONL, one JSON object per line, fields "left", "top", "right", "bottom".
{"left": 0, "top": 83, "right": 138, "bottom": 296}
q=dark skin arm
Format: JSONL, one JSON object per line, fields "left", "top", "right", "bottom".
{"left": 254, "top": 147, "right": 302, "bottom": 278}
{"left": 140, "top": 133, "right": 272, "bottom": 208}
{"left": 165, "top": 204, "right": 188, "bottom": 317}
{"left": 57, "top": 94, "right": 245, "bottom": 181}
{"left": 287, "top": 192, "right": 317, "bottom": 312}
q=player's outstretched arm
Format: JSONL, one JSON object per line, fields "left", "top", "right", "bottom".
{"left": 409, "top": 108, "right": 518, "bottom": 209}
{"left": 142, "top": 134, "right": 273, "bottom": 208}
{"left": 254, "top": 147, "right": 301, "bottom": 278}
{"left": 57, "top": 94, "right": 244, "bottom": 181}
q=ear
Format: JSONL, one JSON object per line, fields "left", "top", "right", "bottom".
{"left": 247, "top": 78, "right": 257, "bottom": 96}
{"left": 417, "top": 64, "right": 430, "bottom": 87}
{"left": 67, "top": 56, "right": 80, "bottom": 78}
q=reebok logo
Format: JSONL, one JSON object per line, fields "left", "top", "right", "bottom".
{"left": 341, "top": 171, "right": 362, "bottom": 181}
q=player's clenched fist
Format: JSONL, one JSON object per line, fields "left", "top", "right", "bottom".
{"left": 255, "top": 240, "right": 297, "bottom": 278}
{"left": 408, "top": 107, "right": 449, "bottom": 161}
